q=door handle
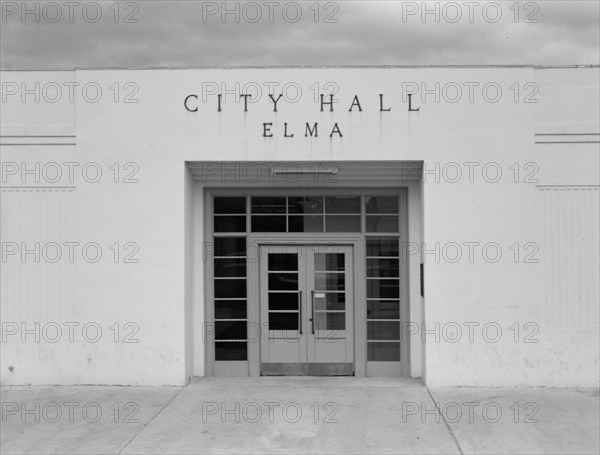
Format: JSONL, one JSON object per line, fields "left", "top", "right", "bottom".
{"left": 310, "top": 290, "right": 315, "bottom": 334}
{"left": 298, "top": 291, "right": 303, "bottom": 335}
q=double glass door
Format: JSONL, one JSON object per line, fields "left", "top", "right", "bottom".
{"left": 259, "top": 244, "right": 354, "bottom": 375}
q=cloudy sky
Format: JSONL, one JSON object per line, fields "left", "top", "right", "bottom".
{"left": 1, "top": 0, "right": 598, "bottom": 69}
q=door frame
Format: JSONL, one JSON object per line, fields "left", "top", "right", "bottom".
{"left": 252, "top": 238, "right": 360, "bottom": 377}
{"left": 198, "top": 186, "right": 419, "bottom": 378}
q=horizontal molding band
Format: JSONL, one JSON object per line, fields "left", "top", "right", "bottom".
{"left": 1, "top": 186, "right": 76, "bottom": 191}
{"left": 534, "top": 132, "right": 599, "bottom": 144}
{"left": 0, "top": 135, "right": 77, "bottom": 146}
{"left": 535, "top": 141, "right": 600, "bottom": 144}
{"left": 1, "top": 143, "right": 77, "bottom": 146}
{"left": 536, "top": 185, "right": 599, "bottom": 190}
{"left": 0, "top": 135, "right": 76, "bottom": 138}
{"left": 535, "top": 133, "right": 599, "bottom": 136}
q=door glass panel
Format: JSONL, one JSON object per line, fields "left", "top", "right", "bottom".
{"left": 268, "top": 273, "right": 298, "bottom": 290}
{"left": 315, "top": 293, "right": 345, "bottom": 310}
{"left": 269, "top": 312, "right": 298, "bottom": 330}
{"left": 315, "top": 273, "right": 345, "bottom": 290}
{"left": 313, "top": 253, "right": 347, "bottom": 333}
{"left": 216, "top": 342, "right": 247, "bottom": 361}
{"left": 216, "top": 321, "right": 248, "bottom": 340}
{"left": 269, "top": 292, "right": 299, "bottom": 310}
{"left": 315, "top": 312, "right": 345, "bottom": 330}
{"left": 268, "top": 254, "right": 298, "bottom": 271}
{"left": 267, "top": 253, "right": 299, "bottom": 332}
{"left": 314, "top": 253, "right": 345, "bottom": 271}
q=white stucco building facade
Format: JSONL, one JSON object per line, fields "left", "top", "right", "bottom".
{"left": 1, "top": 66, "right": 598, "bottom": 387}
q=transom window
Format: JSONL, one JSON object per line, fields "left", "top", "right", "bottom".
{"left": 214, "top": 195, "right": 399, "bottom": 234}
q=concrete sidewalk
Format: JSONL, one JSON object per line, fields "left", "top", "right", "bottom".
{"left": 1, "top": 378, "right": 598, "bottom": 454}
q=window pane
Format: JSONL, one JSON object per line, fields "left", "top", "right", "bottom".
{"left": 214, "top": 258, "right": 246, "bottom": 277}
{"left": 268, "top": 273, "right": 298, "bottom": 290}
{"left": 215, "top": 300, "right": 247, "bottom": 319}
{"left": 214, "top": 197, "right": 246, "bottom": 214}
{"left": 269, "top": 292, "right": 299, "bottom": 311}
{"left": 288, "top": 215, "right": 323, "bottom": 232}
{"left": 251, "top": 215, "right": 286, "bottom": 232}
{"left": 365, "top": 196, "right": 398, "bottom": 214}
{"left": 367, "top": 258, "right": 399, "bottom": 277}
{"left": 314, "top": 253, "right": 345, "bottom": 271}
{"left": 366, "top": 237, "right": 399, "bottom": 257}
{"left": 367, "top": 300, "right": 400, "bottom": 319}
{"left": 214, "top": 215, "right": 246, "bottom": 233}
{"left": 325, "top": 215, "right": 361, "bottom": 232}
{"left": 216, "top": 321, "right": 247, "bottom": 340}
{"left": 366, "top": 215, "right": 399, "bottom": 233}
{"left": 251, "top": 197, "right": 286, "bottom": 214}
{"left": 325, "top": 196, "right": 360, "bottom": 213}
{"left": 268, "top": 254, "right": 298, "bottom": 271}
{"left": 216, "top": 342, "right": 247, "bottom": 361}
{"left": 314, "top": 293, "right": 345, "bottom": 310}
{"left": 367, "top": 321, "right": 400, "bottom": 340}
{"left": 315, "top": 312, "right": 345, "bottom": 331}
{"left": 368, "top": 342, "right": 400, "bottom": 361}
{"left": 214, "top": 237, "right": 246, "bottom": 257}
{"left": 269, "top": 312, "right": 298, "bottom": 330}
{"left": 288, "top": 197, "right": 323, "bottom": 214}
{"left": 367, "top": 279, "right": 399, "bottom": 298}
{"left": 215, "top": 279, "right": 247, "bottom": 298}
{"left": 314, "top": 273, "right": 345, "bottom": 291}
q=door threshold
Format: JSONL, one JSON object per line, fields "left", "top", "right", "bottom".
{"left": 261, "top": 362, "right": 354, "bottom": 376}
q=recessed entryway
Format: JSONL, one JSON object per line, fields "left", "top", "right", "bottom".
{"left": 191, "top": 161, "right": 424, "bottom": 379}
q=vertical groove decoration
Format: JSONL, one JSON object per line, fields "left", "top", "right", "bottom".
{"left": 0, "top": 189, "right": 77, "bottom": 325}
{"left": 538, "top": 186, "right": 600, "bottom": 328}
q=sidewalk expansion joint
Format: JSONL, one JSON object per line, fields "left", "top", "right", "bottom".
{"left": 426, "top": 386, "right": 464, "bottom": 455}
{"left": 116, "top": 385, "right": 187, "bottom": 455}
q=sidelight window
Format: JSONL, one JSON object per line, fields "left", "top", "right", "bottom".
{"left": 213, "top": 197, "right": 248, "bottom": 361}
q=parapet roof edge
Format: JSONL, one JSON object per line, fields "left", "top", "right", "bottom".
{"left": 1, "top": 64, "right": 599, "bottom": 72}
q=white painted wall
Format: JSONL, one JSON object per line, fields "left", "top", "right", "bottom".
{"left": 1, "top": 67, "right": 598, "bottom": 386}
